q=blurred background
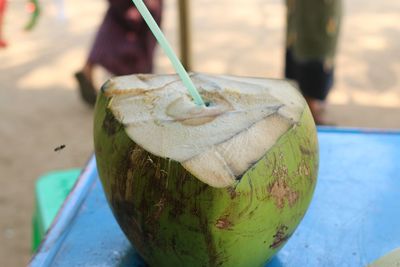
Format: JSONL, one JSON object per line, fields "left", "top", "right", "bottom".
{"left": 0, "top": 0, "right": 399, "bottom": 265}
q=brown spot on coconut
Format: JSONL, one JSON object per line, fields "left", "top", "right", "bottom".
{"left": 215, "top": 217, "right": 234, "bottom": 230}
{"left": 93, "top": 73, "right": 319, "bottom": 267}
{"left": 270, "top": 225, "right": 290, "bottom": 249}
{"left": 268, "top": 177, "right": 299, "bottom": 209}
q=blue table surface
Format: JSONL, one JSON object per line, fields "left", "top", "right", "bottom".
{"left": 30, "top": 128, "right": 400, "bottom": 267}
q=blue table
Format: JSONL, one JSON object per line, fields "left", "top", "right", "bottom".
{"left": 30, "top": 128, "right": 400, "bottom": 267}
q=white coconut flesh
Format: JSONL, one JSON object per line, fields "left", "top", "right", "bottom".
{"left": 103, "top": 73, "right": 306, "bottom": 188}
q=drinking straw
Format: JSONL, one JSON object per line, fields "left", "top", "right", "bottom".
{"left": 131, "top": 0, "right": 205, "bottom": 106}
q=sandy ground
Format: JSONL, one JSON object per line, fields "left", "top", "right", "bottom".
{"left": 0, "top": 0, "right": 399, "bottom": 266}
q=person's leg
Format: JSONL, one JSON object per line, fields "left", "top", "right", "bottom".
{"left": 75, "top": 60, "right": 97, "bottom": 106}
{"left": 82, "top": 61, "right": 94, "bottom": 85}
{"left": 74, "top": 9, "right": 112, "bottom": 107}
{"left": 75, "top": 8, "right": 113, "bottom": 106}
{"left": 285, "top": 0, "right": 342, "bottom": 124}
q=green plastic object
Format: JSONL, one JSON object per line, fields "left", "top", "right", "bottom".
{"left": 32, "top": 168, "right": 81, "bottom": 252}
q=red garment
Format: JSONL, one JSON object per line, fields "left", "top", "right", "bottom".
{"left": 0, "top": 0, "right": 6, "bottom": 13}
{"left": 88, "top": 0, "right": 163, "bottom": 76}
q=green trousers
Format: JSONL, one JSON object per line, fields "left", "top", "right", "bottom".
{"left": 285, "top": 0, "right": 342, "bottom": 100}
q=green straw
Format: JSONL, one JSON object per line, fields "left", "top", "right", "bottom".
{"left": 131, "top": 0, "right": 205, "bottom": 106}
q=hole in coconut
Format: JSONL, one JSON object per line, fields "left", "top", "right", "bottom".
{"left": 204, "top": 100, "right": 217, "bottom": 107}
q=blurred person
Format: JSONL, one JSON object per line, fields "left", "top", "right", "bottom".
{"left": 0, "top": 0, "right": 42, "bottom": 48}
{"left": 0, "top": 0, "right": 6, "bottom": 47}
{"left": 75, "top": 0, "right": 163, "bottom": 106}
{"left": 285, "top": 0, "right": 342, "bottom": 124}
{"left": 24, "top": 0, "right": 41, "bottom": 31}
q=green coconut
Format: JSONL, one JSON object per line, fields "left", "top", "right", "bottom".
{"left": 93, "top": 73, "right": 318, "bottom": 267}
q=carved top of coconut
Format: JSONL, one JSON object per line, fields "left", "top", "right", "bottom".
{"left": 101, "top": 73, "right": 306, "bottom": 188}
